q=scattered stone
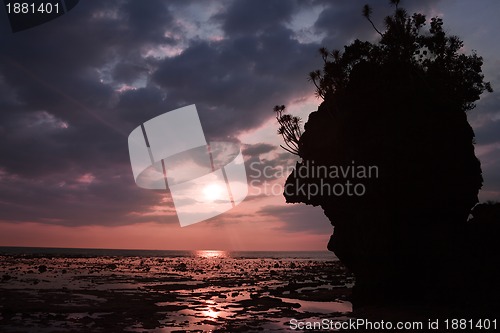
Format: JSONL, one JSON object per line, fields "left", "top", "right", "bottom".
{"left": 176, "top": 263, "right": 187, "bottom": 272}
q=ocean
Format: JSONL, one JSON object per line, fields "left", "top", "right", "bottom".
{"left": 0, "top": 246, "right": 337, "bottom": 260}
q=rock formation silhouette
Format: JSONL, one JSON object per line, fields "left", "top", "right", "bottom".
{"left": 282, "top": 2, "right": 498, "bottom": 310}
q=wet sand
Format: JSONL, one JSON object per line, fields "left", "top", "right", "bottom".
{"left": 0, "top": 252, "right": 353, "bottom": 332}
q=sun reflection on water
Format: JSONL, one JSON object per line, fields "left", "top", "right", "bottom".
{"left": 202, "top": 300, "right": 221, "bottom": 319}
{"left": 195, "top": 250, "right": 228, "bottom": 259}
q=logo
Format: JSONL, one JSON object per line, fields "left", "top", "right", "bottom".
{"left": 128, "top": 104, "right": 248, "bottom": 227}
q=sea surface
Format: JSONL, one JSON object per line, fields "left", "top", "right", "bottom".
{"left": 0, "top": 246, "right": 337, "bottom": 260}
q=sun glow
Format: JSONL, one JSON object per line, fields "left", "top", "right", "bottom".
{"left": 195, "top": 250, "right": 228, "bottom": 259}
{"left": 202, "top": 183, "right": 224, "bottom": 201}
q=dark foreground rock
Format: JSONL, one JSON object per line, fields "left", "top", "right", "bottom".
{"left": 282, "top": 5, "right": 498, "bottom": 313}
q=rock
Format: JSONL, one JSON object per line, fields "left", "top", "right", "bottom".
{"left": 176, "top": 263, "right": 187, "bottom": 272}
{"left": 106, "top": 264, "right": 117, "bottom": 270}
{"left": 283, "top": 42, "right": 486, "bottom": 306}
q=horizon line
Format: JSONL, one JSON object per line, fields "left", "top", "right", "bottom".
{"left": 0, "top": 245, "right": 330, "bottom": 252}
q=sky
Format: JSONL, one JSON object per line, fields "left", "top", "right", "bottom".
{"left": 0, "top": 0, "right": 499, "bottom": 251}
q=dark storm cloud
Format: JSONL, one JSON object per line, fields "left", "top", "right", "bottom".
{"left": 314, "top": 0, "right": 442, "bottom": 51}
{"left": 112, "top": 63, "right": 150, "bottom": 84}
{"left": 119, "top": 0, "right": 174, "bottom": 43}
{"left": 242, "top": 143, "right": 277, "bottom": 157}
{"left": 0, "top": 0, "right": 174, "bottom": 181}
{"left": 117, "top": 86, "right": 168, "bottom": 124}
{"left": 470, "top": 86, "right": 500, "bottom": 200}
{"left": 258, "top": 204, "right": 332, "bottom": 234}
{"left": 476, "top": 120, "right": 500, "bottom": 146}
{"left": 478, "top": 147, "right": 500, "bottom": 201}
{"left": 0, "top": 153, "right": 178, "bottom": 225}
{"left": 473, "top": 91, "right": 500, "bottom": 145}
{"left": 151, "top": 27, "right": 320, "bottom": 140}
{"left": 215, "top": 0, "right": 297, "bottom": 36}
{"left": 0, "top": 0, "right": 180, "bottom": 225}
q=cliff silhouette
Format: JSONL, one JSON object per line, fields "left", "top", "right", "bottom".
{"left": 282, "top": 2, "right": 499, "bottom": 312}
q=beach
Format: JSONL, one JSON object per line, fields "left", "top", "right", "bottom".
{"left": 0, "top": 248, "right": 353, "bottom": 332}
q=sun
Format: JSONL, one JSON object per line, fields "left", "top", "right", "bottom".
{"left": 202, "top": 183, "right": 224, "bottom": 201}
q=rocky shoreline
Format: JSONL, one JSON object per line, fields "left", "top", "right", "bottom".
{"left": 0, "top": 254, "right": 353, "bottom": 332}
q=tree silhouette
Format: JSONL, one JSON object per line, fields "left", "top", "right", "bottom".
{"left": 282, "top": 2, "right": 495, "bottom": 307}
{"left": 274, "top": 105, "right": 302, "bottom": 156}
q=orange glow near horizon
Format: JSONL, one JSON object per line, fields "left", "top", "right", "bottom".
{"left": 195, "top": 250, "right": 228, "bottom": 258}
{"left": 0, "top": 220, "right": 330, "bottom": 251}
